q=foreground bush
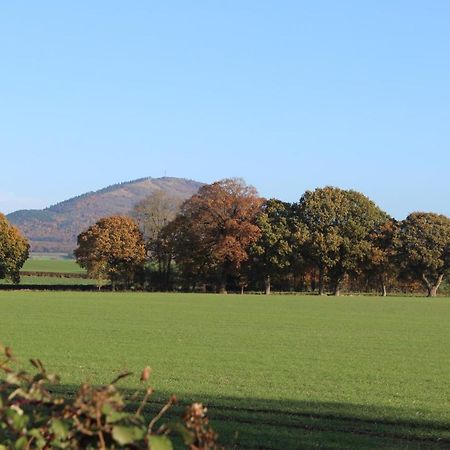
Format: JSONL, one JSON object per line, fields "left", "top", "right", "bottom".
{"left": 0, "top": 344, "right": 222, "bottom": 449}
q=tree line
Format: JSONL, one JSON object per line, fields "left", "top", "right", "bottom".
{"left": 1, "top": 179, "right": 449, "bottom": 296}
{"left": 74, "top": 179, "right": 450, "bottom": 297}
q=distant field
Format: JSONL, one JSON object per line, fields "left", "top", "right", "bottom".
{"left": 0, "top": 276, "right": 97, "bottom": 286}
{"left": 1, "top": 292, "right": 450, "bottom": 449}
{"left": 29, "top": 252, "right": 72, "bottom": 260}
{"left": 21, "top": 258, "right": 85, "bottom": 274}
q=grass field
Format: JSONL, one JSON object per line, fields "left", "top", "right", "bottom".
{"left": 0, "top": 276, "right": 97, "bottom": 286}
{"left": 1, "top": 292, "right": 450, "bottom": 449}
{"left": 4, "top": 258, "right": 95, "bottom": 285}
{"left": 21, "top": 258, "right": 85, "bottom": 274}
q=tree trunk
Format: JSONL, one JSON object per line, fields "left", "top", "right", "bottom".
{"left": 380, "top": 274, "right": 387, "bottom": 297}
{"left": 310, "top": 268, "right": 316, "bottom": 292}
{"left": 318, "top": 266, "right": 325, "bottom": 295}
{"left": 240, "top": 286, "right": 244, "bottom": 295}
{"left": 333, "top": 279, "right": 342, "bottom": 296}
{"left": 422, "top": 273, "right": 444, "bottom": 297}
{"left": 264, "top": 275, "right": 271, "bottom": 295}
{"left": 218, "top": 276, "right": 227, "bottom": 294}
{"left": 165, "top": 256, "right": 172, "bottom": 291}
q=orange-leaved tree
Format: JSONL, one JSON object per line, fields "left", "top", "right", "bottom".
{"left": 74, "top": 216, "right": 146, "bottom": 290}
{"left": 170, "top": 179, "right": 263, "bottom": 293}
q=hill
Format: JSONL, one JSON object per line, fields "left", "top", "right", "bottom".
{"left": 7, "top": 177, "right": 203, "bottom": 253}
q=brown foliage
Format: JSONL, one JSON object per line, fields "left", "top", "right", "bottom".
{"left": 170, "top": 179, "right": 263, "bottom": 292}
{"left": 74, "top": 216, "right": 146, "bottom": 289}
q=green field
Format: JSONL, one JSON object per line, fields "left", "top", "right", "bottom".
{"left": 0, "top": 276, "right": 97, "bottom": 286}
{"left": 21, "top": 258, "right": 85, "bottom": 274}
{"left": 1, "top": 292, "right": 450, "bottom": 449}
{"left": 0, "top": 257, "right": 95, "bottom": 285}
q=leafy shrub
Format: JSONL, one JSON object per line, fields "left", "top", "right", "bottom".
{"left": 0, "top": 344, "right": 222, "bottom": 449}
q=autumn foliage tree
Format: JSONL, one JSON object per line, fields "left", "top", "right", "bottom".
{"left": 397, "top": 212, "right": 450, "bottom": 297}
{"left": 74, "top": 216, "right": 146, "bottom": 290}
{"left": 0, "top": 213, "right": 29, "bottom": 283}
{"left": 170, "top": 179, "right": 263, "bottom": 293}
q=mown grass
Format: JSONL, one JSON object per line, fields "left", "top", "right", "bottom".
{"left": 1, "top": 292, "right": 450, "bottom": 449}
{"left": 21, "top": 258, "right": 85, "bottom": 274}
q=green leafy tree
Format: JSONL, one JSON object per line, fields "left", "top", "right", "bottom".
{"left": 397, "top": 212, "right": 450, "bottom": 297}
{"left": 151, "top": 216, "right": 183, "bottom": 291}
{"left": 74, "top": 216, "right": 146, "bottom": 290}
{"left": 166, "top": 214, "right": 209, "bottom": 291}
{"left": 0, "top": 213, "right": 29, "bottom": 283}
{"left": 297, "top": 187, "right": 388, "bottom": 295}
{"left": 249, "top": 199, "right": 296, "bottom": 294}
{"left": 366, "top": 219, "right": 400, "bottom": 296}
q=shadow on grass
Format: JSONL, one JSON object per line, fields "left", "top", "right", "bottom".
{"left": 48, "top": 385, "right": 450, "bottom": 450}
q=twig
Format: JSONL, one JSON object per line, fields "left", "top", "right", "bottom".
{"left": 148, "top": 396, "right": 176, "bottom": 433}
{"left": 96, "top": 406, "right": 106, "bottom": 450}
{"left": 136, "top": 387, "right": 153, "bottom": 417}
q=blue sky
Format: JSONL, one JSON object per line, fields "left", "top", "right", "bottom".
{"left": 1, "top": 1, "right": 449, "bottom": 218}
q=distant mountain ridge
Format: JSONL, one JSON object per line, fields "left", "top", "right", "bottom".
{"left": 7, "top": 177, "right": 203, "bottom": 253}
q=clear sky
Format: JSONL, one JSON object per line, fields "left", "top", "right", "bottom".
{"left": 1, "top": 1, "right": 449, "bottom": 219}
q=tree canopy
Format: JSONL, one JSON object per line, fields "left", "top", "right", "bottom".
{"left": 57, "top": 179, "right": 450, "bottom": 296}
{"left": 249, "top": 199, "right": 296, "bottom": 294}
{"left": 133, "top": 191, "right": 183, "bottom": 290}
{"left": 366, "top": 219, "right": 400, "bottom": 296}
{"left": 297, "top": 187, "right": 389, "bottom": 295}
{"left": 132, "top": 191, "right": 183, "bottom": 242}
{"left": 0, "top": 213, "right": 29, "bottom": 283}
{"left": 398, "top": 212, "right": 450, "bottom": 297}
{"left": 74, "top": 216, "right": 146, "bottom": 290}
{"left": 170, "top": 178, "right": 263, "bottom": 293}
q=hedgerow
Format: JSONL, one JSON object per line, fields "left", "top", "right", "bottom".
{"left": 0, "top": 344, "right": 222, "bottom": 449}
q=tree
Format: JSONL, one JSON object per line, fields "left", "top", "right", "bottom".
{"left": 0, "top": 213, "right": 29, "bottom": 283}
{"left": 133, "top": 191, "right": 183, "bottom": 290}
{"left": 297, "top": 187, "right": 388, "bottom": 296}
{"left": 249, "top": 199, "right": 296, "bottom": 294}
{"left": 397, "top": 212, "right": 450, "bottom": 297}
{"left": 171, "top": 179, "right": 263, "bottom": 293}
{"left": 133, "top": 191, "right": 183, "bottom": 242}
{"left": 366, "top": 219, "right": 400, "bottom": 296}
{"left": 74, "top": 216, "right": 146, "bottom": 290}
